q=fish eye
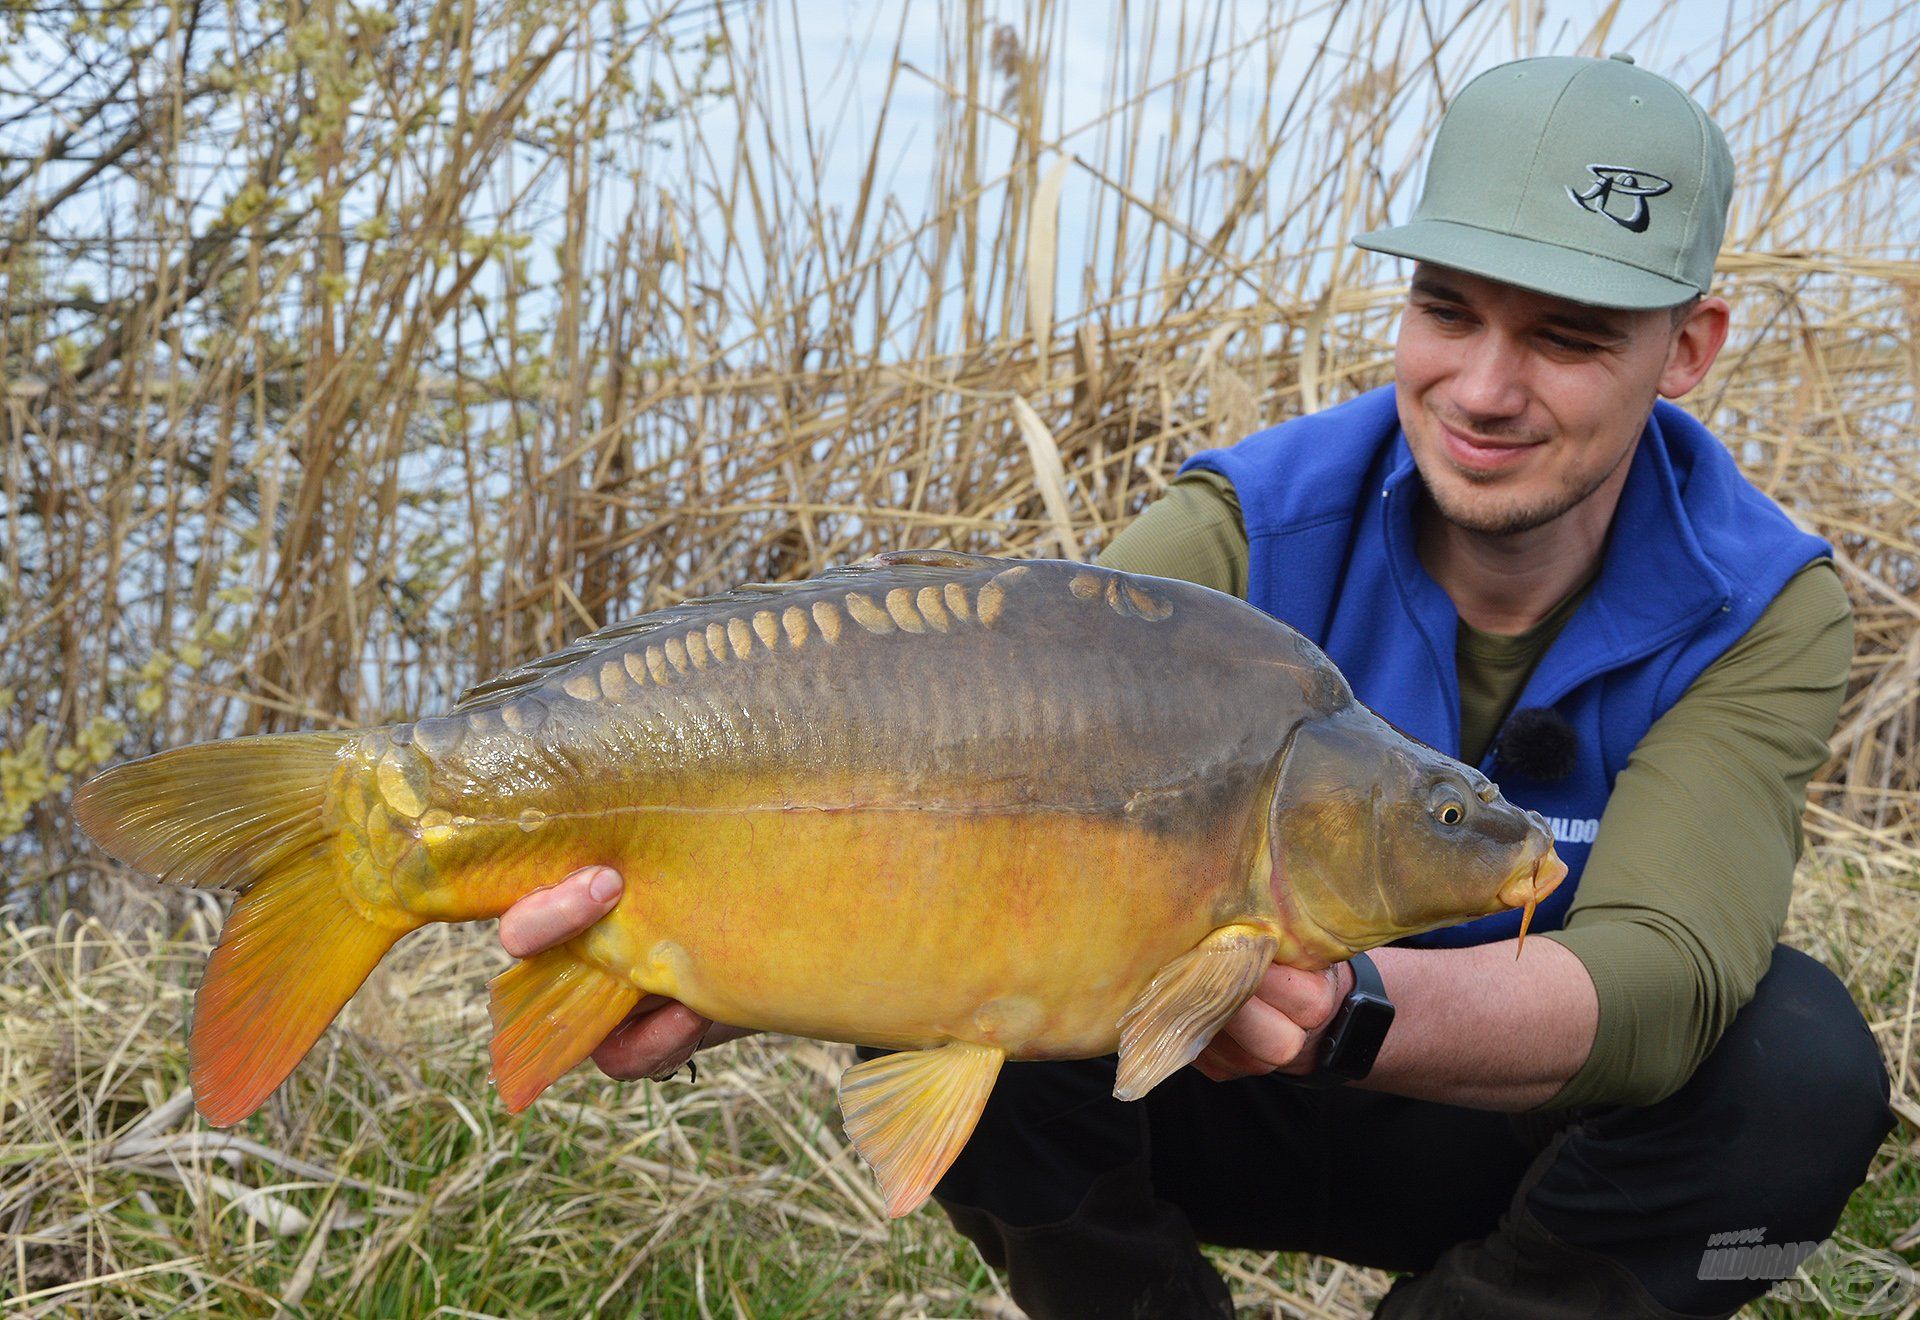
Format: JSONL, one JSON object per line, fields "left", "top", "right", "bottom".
{"left": 1429, "top": 785, "right": 1467, "bottom": 826}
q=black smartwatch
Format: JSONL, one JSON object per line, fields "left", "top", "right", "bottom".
{"left": 1288, "top": 952, "right": 1395, "bottom": 1088}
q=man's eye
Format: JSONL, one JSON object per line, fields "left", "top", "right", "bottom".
{"left": 1543, "top": 333, "right": 1599, "bottom": 353}
{"left": 1424, "top": 304, "right": 1468, "bottom": 323}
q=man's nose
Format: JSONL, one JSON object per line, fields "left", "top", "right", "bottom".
{"left": 1448, "top": 333, "right": 1530, "bottom": 420}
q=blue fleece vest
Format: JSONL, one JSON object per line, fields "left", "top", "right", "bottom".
{"left": 1180, "top": 386, "right": 1828, "bottom": 947}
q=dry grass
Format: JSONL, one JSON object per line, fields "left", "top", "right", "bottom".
{"left": 3, "top": 0, "right": 1919, "bottom": 1314}
{"left": 0, "top": 907, "right": 1414, "bottom": 1315}
{"left": 0, "top": 911, "right": 1005, "bottom": 1315}
{"left": 4, "top": 836, "right": 1916, "bottom": 1317}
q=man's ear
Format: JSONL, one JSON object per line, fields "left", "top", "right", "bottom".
{"left": 1658, "top": 295, "right": 1731, "bottom": 399}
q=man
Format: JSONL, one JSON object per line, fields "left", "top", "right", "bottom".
{"left": 497, "top": 55, "right": 1893, "bottom": 1317}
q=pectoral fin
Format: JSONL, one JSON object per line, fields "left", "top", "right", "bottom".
{"left": 838, "top": 1040, "right": 1005, "bottom": 1218}
{"left": 488, "top": 946, "right": 641, "bottom": 1113}
{"left": 1114, "top": 924, "right": 1279, "bottom": 1101}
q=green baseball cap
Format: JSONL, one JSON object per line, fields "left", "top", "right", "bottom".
{"left": 1353, "top": 53, "right": 1733, "bottom": 310}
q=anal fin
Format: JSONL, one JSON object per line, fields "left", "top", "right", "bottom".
{"left": 838, "top": 1040, "right": 1005, "bottom": 1218}
{"left": 487, "top": 947, "right": 640, "bottom": 1112}
{"left": 1114, "top": 923, "right": 1279, "bottom": 1101}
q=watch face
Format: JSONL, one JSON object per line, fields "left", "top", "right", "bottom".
{"left": 1295, "top": 955, "right": 1395, "bottom": 1086}
{"left": 1319, "top": 985, "right": 1395, "bottom": 1082}
{"left": 1326, "top": 994, "right": 1395, "bottom": 1079}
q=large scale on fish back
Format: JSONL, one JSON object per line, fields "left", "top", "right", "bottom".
{"left": 72, "top": 550, "right": 1564, "bottom": 1218}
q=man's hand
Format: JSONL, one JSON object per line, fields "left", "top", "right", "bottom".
{"left": 497, "top": 866, "right": 728, "bottom": 1081}
{"left": 1192, "top": 961, "right": 1352, "bottom": 1082}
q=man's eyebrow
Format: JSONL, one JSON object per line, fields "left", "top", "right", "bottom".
{"left": 1409, "top": 274, "right": 1466, "bottom": 302}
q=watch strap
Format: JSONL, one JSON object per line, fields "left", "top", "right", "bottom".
{"left": 1286, "top": 951, "right": 1395, "bottom": 1088}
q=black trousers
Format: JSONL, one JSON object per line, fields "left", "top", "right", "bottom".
{"left": 926, "top": 945, "right": 1894, "bottom": 1318}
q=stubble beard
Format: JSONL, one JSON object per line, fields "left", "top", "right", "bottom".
{"left": 1416, "top": 425, "right": 1638, "bottom": 538}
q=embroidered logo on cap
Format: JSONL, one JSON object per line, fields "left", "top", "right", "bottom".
{"left": 1566, "top": 165, "right": 1672, "bottom": 233}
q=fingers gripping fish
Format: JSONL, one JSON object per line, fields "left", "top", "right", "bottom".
{"left": 73, "top": 551, "right": 1565, "bottom": 1218}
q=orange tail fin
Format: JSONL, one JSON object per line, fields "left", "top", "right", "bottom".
{"left": 72, "top": 732, "right": 415, "bottom": 1125}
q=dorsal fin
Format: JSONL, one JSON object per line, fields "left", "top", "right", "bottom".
{"left": 451, "top": 551, "right": 1028, "bottom": 713}
{"left": 859, "top": 549, "right": 1003, "bottom": 571}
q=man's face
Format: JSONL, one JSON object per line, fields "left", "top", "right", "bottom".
{"left": 1395, "top": 264, "right": 1696, "bottom": 536}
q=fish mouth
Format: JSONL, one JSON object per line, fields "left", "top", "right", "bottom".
{"left": 1499, "top": 847, "right": 1569, "bottom": 955}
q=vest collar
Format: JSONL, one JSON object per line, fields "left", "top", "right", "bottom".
{"left": 1377, "top": 404, "right": 1733, "bottom": 728}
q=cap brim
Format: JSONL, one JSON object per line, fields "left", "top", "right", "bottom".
{"left": 1353, "top": 219, "right": 1701, "bottom": 310}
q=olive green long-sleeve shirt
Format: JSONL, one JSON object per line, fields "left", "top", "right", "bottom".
{"left": 1098, "top": 469, "right": 1852, "bottom": 1110}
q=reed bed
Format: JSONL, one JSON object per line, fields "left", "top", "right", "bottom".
{"left": 3, "top": 0, "right": 1918, "bottom": 1313}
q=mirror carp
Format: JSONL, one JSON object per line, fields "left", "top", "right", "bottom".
{"left": 74, "top": 550, "right": 1565, "bottom": 1217}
